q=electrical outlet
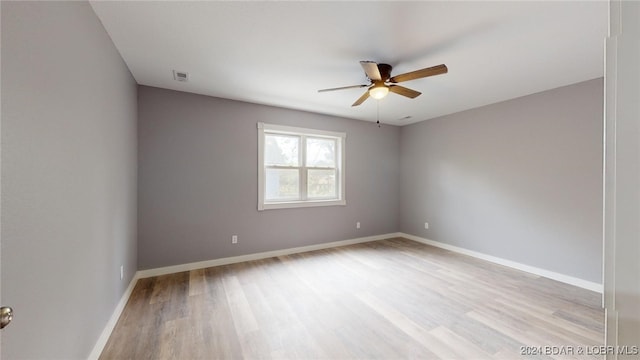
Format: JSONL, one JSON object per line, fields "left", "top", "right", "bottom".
{"left": 232, "top": 235, "right": 238, "bottom": 244}
{"left": 356, "top": 221, "right": 361, "bottom": 229}
{"left": 120, "top": 265, "right": 124, "bottom": 280}
{"left": 424, "top": 222, "right": 429, "bottom": 229}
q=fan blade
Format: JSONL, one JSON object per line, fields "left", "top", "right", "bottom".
{"left": 389, "top": 85, "right": 421, "bottom": 98}
{"left": 389, "top": 64, "right": 448, "bottom": 83}
{"left": 318, "top": 84, "right": 368, "bottom": 93}
{"left": 351, "top": 91, "right": 370, "bottom": 106}
{"left": 360, "top": 61, "right": 381, "bottom": 81}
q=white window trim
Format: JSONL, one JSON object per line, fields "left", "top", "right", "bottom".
{"left": 258, "top": 122, "right": 346, "bottom": 211}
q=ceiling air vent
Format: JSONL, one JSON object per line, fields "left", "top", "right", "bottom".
{"left": 173, "top": 70, "right": 189, "bottom": 82}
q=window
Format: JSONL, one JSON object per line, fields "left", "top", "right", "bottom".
{"left": 258, "top": 122, "right": 346, "bottom": 210}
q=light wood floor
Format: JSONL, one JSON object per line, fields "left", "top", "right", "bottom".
{"left": 100, "top": 238, "right": 604, "bottom": 359}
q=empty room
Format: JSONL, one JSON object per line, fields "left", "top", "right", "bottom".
{"left": 1, "top": 1, "right": 638, "bottom": 359}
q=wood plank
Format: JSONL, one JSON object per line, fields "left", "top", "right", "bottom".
{"left": 188, "top": 268, "right": 206, "bottom": 296}
{"left": 100, "top": 238, "right": 604, "bottom": 359}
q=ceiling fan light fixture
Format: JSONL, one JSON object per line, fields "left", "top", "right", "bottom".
{"left": 369, "top": 84, "right": 389, "bottom": 100}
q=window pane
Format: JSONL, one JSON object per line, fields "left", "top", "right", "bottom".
{"left": 306, "top": 137, "right": 336, "bottom": 168}
{"left": 265, "top": 168, "right": 299, "bottom": 201}
{"left": 308, "top": 169, "right": 337, "bottom": 199}
{"left": 265, "top": 134, "right": 299, "bottom": 166}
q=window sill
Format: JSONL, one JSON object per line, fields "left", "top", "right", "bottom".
{"left": 259, "top": 199, "right": 346, "bottom": 211}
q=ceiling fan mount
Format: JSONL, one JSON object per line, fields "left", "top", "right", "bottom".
{"left": 318, "top": 61, "right": 448, "bottom": 106}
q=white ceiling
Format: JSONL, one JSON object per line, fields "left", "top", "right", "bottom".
{"left": 90, "top": 1, "right": 607, "bottom": 126}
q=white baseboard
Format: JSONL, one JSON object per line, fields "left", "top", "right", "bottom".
{"left": 136, "top": 233, "right": 400, "bottom": 279}
{"left": 399, "top": 232, "right": 603, "bottom": 293}
{"left": 87, "top": 275, "right": 139, "bottom": 360}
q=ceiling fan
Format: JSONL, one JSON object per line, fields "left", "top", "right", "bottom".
{"left": 318, "top": 61, "right": 448, "bottom": 106}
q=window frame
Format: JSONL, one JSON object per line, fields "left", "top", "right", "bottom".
{"left": 258, "top": 122, "right": 346, "bottom": 211}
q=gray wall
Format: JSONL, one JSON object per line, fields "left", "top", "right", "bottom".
{"left": 138, "top": 86, "right": 400, "bottom": 269}
{"left": 1, "top": 2, "right": 137, "bottom": 359}
{"left": 400, "top": 78, "right": 603, "bottom": 283}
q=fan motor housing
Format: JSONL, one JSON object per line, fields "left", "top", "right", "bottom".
{"left": 377, "top": 63, "right": 392, "bottom": 81}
